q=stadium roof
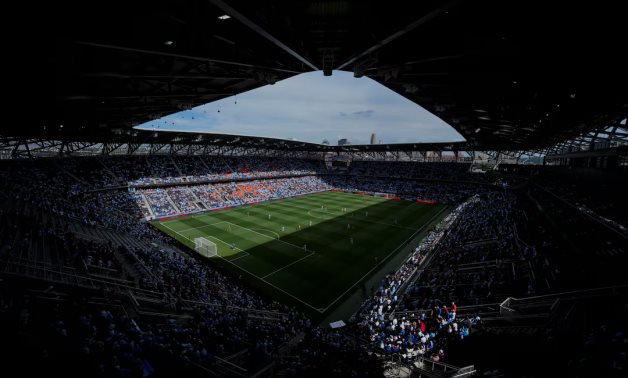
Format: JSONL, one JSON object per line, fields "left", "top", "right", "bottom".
{"left": 27, "top": 0, "right": 628, "bottom": 151}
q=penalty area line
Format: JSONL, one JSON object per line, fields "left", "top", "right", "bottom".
{"left": 160, "top": 221, "right": 228, "bottom": 234}
{"left": 159, "top": 221, "right": 323, "bottom": 313}
{"left": 224, "top": 222, "right": 308, "bottom": 253}
{"left": 321, "top": 206, "right": 448, "bottom": 312}
{"left": 262, "top": 252, "right": 315, "bottom": 279}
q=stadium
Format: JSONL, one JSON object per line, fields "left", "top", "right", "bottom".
{"left": 1, "top": 1, "right": 627, "bottom": 377}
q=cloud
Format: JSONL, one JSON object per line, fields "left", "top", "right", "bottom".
{"left": 136, "top": 70, "right": 465, "bottom": 145}
{"left": 351, "top": 110, "right": 375, "bottom": 118}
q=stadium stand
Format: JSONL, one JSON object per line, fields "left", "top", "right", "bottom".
{"left": 4, "top": 1, "right": 627, "bottom": 376}
{"left": 1, "top": 155, "right": 626, "bottom": 376}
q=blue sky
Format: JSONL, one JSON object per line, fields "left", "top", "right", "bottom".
{"left": 136, "top": 70, "right": 465, "bottom": 145}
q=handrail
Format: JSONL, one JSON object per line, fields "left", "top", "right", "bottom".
{"left": 390, "top": 302, "right": 502, "bottom": 318}
{"left": 2, "top": 258, "right": 165, "bottom": 296}
{"left": 182, "top": 298, "right": 289, "bottom": 318}
{"left": 384, "top": 353, "right": 476, "bottom": 377}
{"left": 502, "top": 284, "right": 628, "bottom": 303}
{"left": 534, "top": 183, "right": 628, "bottom": 239}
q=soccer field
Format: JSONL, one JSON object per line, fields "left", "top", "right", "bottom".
{"left": 153, "top": 191, "right": 448, "bottom": 315}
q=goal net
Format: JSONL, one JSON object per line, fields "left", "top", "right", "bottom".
{"left": 194, "top": 237, "right": 218, "bottom": 258}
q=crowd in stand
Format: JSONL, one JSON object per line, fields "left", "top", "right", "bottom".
{"left": 130, "top": 171, "right": 488, "bottom": 220}
{"left": 398, "top": 192, "right": 546, "bottom": 313}
{"left": 279, "top": 326, "right": 384, "bottom": 377}
{"left": 130, "top": 176, "right": 331, "bottom": 218}
{"left": 344, "top": 161, "right": 497, "bottom": 183}
{"left": 531, "top": 168, "right": 628, "bottom": 233}
{"left": 124, "top": 156, "right": 324, "bottom": 188}
{"left": 350, "top": 196, "right": 481, "bottom": 363}
{"left": 327, "top": 176, "right": 481, "bottom": 205}
{"left": 525, "top": 184, "right": 627, "bottom": 290}
{"left": 347, "top": 161, "right": 465, "bottom": 178}
{"left": 0, "top": 159, "right": 321, "bottom": 375}
{"left": 38, "top": 156, "right": 325, "bottom": 189}
{"left": 0, "top": 202, "right": 309, "bottom": 377}
{"left": 0, "top": 156, "right": 586, "bottom": 377}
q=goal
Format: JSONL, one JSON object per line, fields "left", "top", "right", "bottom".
{"left": 194, "top": 237, "right": 218, "bottom": 258}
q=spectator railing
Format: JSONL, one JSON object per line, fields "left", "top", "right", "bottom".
{"left": 499, "top": 284, "right": 628, "bottom": 317}
{"left": 383, "top": 353, "right": 476, "bottom": 378}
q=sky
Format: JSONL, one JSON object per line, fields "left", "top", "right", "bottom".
{"left": 136, "top": 70, "right": 465, "bottom": 145}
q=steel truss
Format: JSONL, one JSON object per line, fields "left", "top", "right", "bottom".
{"left": 0, "top": 136, "right": 325, "bottom": 160}
{"left": 338, "top": 149, "right": 474, "bottom": 163}
{"left": 542, "top": 121, "right": 628, "bottom": 158}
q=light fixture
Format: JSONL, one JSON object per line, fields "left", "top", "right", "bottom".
{"left": 218, "top": 14, "right": 230, "bottom": 20}
{"left": 475, "top": 128, "right": 481, "bottom": 133}
{"left": 164, "top": 40, "right": 174, "bottom": 46}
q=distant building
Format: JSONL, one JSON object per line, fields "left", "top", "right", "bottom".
{"left": 338, "top": 138, "right": 351, "bottom": 146}
{"left": 322, "top": 139, "right": 330, "bottom": 145}
{"left": 370, "top": 133, "right": 378, "bottom": 144}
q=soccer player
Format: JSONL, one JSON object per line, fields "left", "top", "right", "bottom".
{"left": 309, "top": 220, "right": 312, "bottom": 227}
{"left": 268, "top": 214, "right": 271, "bottom": 220}
{"left": 347, "top": 223, "right": 351, "bottom": 230}
{"left": 350, "top": 237, "right": 353, "bottom": 245}
{"left": 231, "top": 242, "right": 236, "bottom": 250}
{"left": 282, "top": 226, "right": 285, "bottom": 232}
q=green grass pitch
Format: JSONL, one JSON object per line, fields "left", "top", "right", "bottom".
{"left": 153, "top": 191, "right": 448, "bottom": 316}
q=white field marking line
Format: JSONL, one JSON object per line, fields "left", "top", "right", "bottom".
{"left": 321, "top": 205, "right": 448, "bottom": 312}
{"left": 248, "top": 228, "right": 281, "bottom": 239}
{"left": 224, "top": 222, "right": 310, "bottom": 253}
{"left": 160, "top": 220, "right": 323, "bottom": 312}
{"left": 157, "top": 191, "right": 331, "bottom": 224}
{"left": 160, "top": 222, "right": 246, "bottom": 254}
{"left": 261, "top": 251, "right": 316, "bottom": 279}
{"left": 227, "top": 251, "right": 251, "bottom": 263}
{"left": 300, "top": 204, "right": 418, "bottom": 231}
{"left": 161, "top": 191, "right": 328, "bottom": 225}
{"left": 160, "top": 221, "right": 227, "bottom": 234}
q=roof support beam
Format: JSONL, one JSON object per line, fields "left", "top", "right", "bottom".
{"left": 81, "top": 73, "right": 255, "bottom": 81}
{"left": 208, "top": 0, "right": 319, "bottom": 71}
{"left": 59, "top": 93, "right": 232, "bottom": 100}
{"left": 365, "top": 55, "right": 464, "bottom": 74}
{"left": 75, "top": 41, "right": 302, "bottom": 74}
{"left": 336, "top": 0, "right": 458, "bottom": 70}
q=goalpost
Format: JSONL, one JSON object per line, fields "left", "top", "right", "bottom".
{"left": 194, "top": 237, "right": 218, "bottom": 258}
